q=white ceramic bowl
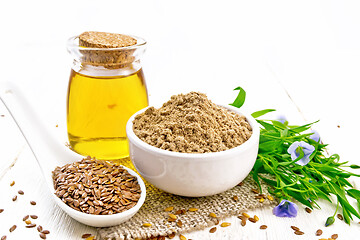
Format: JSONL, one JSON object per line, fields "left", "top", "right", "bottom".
{"left": 126, "top": 105, "right": 260, "bottom": 197}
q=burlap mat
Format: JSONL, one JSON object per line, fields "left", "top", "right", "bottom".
{"left": 98, "top": 159, "right": 274, "bottom": 240}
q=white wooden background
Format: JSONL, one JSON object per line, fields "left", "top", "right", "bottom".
{"left": 1, "top": 0, "right": 360, "bottom": 239}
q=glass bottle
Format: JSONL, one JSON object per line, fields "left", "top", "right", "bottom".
{"left": 66, "top": 33, "right": 148, "bottom": 160}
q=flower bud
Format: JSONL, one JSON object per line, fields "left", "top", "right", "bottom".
{"left": 325, "top": 216, "right": 335, "bottom": 227}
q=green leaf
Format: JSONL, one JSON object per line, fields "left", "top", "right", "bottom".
{"left": 229, "top": 86, "right": 246, "bottom": 108}
{"left": 251, "top": 109, "right": 276, "bottom": 118}
{"left": 347, "top": 189, "right": 360, "bottom": 200}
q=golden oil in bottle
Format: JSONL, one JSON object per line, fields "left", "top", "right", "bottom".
{"left": 67, "top": 68, "right": 148, "bottom": 160}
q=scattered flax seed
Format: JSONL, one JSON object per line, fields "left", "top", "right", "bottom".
{"left": 305, "top": 207, "right": 312, "bottom": 213}
{"left": 31, "top": 215, "right": 38, "bottom": 219}
{"left": 142, "top": 223, "right": 152, "bottom": 227}
{"left": 10, "top": 181, "right": 15, "bottom": 187}
{"left": 254, "top": 215, "right": 259, "bottom": 222}
{"left": 39, "top": 233, "right": 46, "bottom": 239}
{"left": 259, "top": 198, "right": 265, "bottom": 203}
{"left": 85, "top": 237, "right": 95, "bottom": 240}
{"left": 12, "top": 195, "right": 17, "bottom": 201}
{"left": 176, "top": 220, "right": 183, "bottom": 228}
{"left": 220, "top": 222, "right": 231, "bottom": 227}
{"left": 18, "top": 190, "right": 24, "bottom": 195}
{"left": 30, "top": 201, "right": 37, "bottom": 205}
{"left": 214, "top": 219, "right": 220, "bottom": 225}
{"left": 267, "top": 195, "right": 274, "bottom": 201}
{"left": 337, "top": 214, "right": 343, "bottom": 220}
{"left": 232, "top": 196, "right": 238, "bottom": 201}
{"left": 82, "top": 234, "right": 92, "bottom": 238}
{"left": 175, "top": 209, "right": 186, "bottom": 215}
{"left": 315, "top": 229, "right": 323, "bottom": 236}
{"left": 25, "top": 220, "right": 32, "bottom": 225}
{"left": 42, "top": 230, "right": 50, "bottom": 234}
{"left": 260, "top": 225, "right": 267, "bottom": 229}
{"left": 188, "top": 208, "right": 198, "bottom": 212}
{"left": 251, "top": 189, "right": 259, "bottom": 194}
{"left": 56, "top": 124, "right": 58, "bottom": 128}
{"left": 291, "top": 226, "right": 300, "bottom": 231}
{"left": 331, "top": 234, "right": 338, "bottom": 239}
{"left": 241, "top": 219, "right": 246, "bottom": 226}
{"left": 23, "top": 215, "right": 29, "bottom": 221}
{"left": 242, "top": 212, "right": 250, "bottom": 218}
{"left": 168, "top": 217, "right": 176, "bottom": 222}
{"left": 209, "top": 227, "right": 217, "bottom": 233}
{"left": 0, "top": 209, "right": 4, "bottom": 213}
{"left": 179, "top": 234, "right": 186, "bottom": 240}
{"left": 168, "top": 233, "right": 175, "bottom": 239}
{"left": 37, "top": 226, "right": 43, "bottom": 232}
{"left": 26, "top": 223, "right": 37, "bottom": 228}
{"left": 169, "top": 213, "right": 177, "bottom": 220}
{"left": 294, "top": 230, "right": 304, "bottom": 235}
{"left": 209, "top": 212, "right": 217, "bottom": 218}
{"left": 165, "top": 207, "right": 174, "bottom": 212}
{"left": 1, "top": 236, "right": 6, "bottom": 240}
{"left": 248, "top": 217, "right": 257, "bottom": 223}
{"left": 9, "top": 225, "right": 16, "bottom": 232}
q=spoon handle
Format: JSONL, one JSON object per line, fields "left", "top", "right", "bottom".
{"left": 0, "top": 81, "right": 81, "bottom": 187}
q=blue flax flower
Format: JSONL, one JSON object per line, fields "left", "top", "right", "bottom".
{"left": 287, "top": 141, "right": 315, "bottom": 166}
{"left": 309, "top": 130, "right": 320, "bottom": 142}
{"left": 276, "top": 114, "right": 287, "bottom": 124}
{"left": 273, "top": 200, "right": 298, "bottom": 217}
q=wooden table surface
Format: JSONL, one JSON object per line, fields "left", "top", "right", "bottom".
{"left": 1, "top": 0, "right": 360, "bottom": 239}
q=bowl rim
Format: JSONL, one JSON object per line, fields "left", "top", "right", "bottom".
{"left": 126, "top": 104, "right": 260, "bottom": 160}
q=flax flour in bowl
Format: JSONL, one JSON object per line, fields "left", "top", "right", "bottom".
{"left": 132, "top": 92, "right": 253, "bottom": 153}
{"left": 126, "top": 92, "right": 259, "bottom": 197}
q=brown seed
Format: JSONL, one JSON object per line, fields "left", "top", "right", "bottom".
{"left": 241, "top": 219, "right": 246, "bottom": 226}
{"left": 242, "top": 212, "right": 250, "bottom": 218}
{"left": 18, "top": 190, "right": 24, "bottom": 195}
{"left": 26, "top": 223, "right": 37, "bottom": 228}
{"left": 251, "top": 188, "right": 259, "bottom": 194}
{"left": 315, "top": 229, "right": 323, "bottom": 236}
{"left": 85, "top": 237, "right": 94, "bottom": 240}
{"left": 260, "top": 225, "right": 267, "bottom": 229}
{"left": 164, "top": 206, "right": 174, "bottom": 212}
{"left": 259, "top": 198, "right": 265, "bottom": 203}
{"left": 291, "top": 226, "right": 300, "bottom": 231}
{"left": 12, "top": 195, "right": 17, "bottom": 201}
{"left": 232, "top": 196, "right": 238, "bottom": 201}
{"left": 0, "top": 209, "right": 4, "bottom": 213}
{"left": 267, "top": 195, "right": 274, "bottom": 201}
{"left": 248, "top": 217, "right": 256, "bottom": 223}
{"left": 37, "top": 225, "right": 43, "bottom": 232}
{"left": 30, "top": 215, "right": 38, "bottom": 219}
{"left": 188, "top": 208, "right": 198, "bottom": 212}
{"left": 82, "top": 234, "right": 92, "bottom": 238}
{"left": 254, "top": 215, "right": 259, "bottom": 222}
{"left": 41, "top": 230, "right": 50, "bottom": 234}
{"left": 179, "top": 234, "right": 186, "bottom": 240}
{"left": 30, "top": 201, "right": 37, "bottom": 205}
{"left": 142, "top": 223, "right": 152, "bottom": 227}
{"left": 294, "top": 230, "right": 304, "bottom": 235}
{"left": 25, "top": 219, "right": 32, "bottom": 225}
{"left": 305, "top": 207, "right": 312, "bottom": 213}
{"left": 337, "top": 214, "right": 343, "bottom": 220}
{"left": 220, "top": 222, "right": 231, "bottom": 227}
{"left": 168, "top": 213, "right": 177, "bottom": 220}
{"left": 331, "top": 234, "right": 338, "bottom": 239}
{"left": 10, "top": 181, "right": 15, "bottom": 187}
{"left": 39, "top": 233, "right": 46, "bottom": 239}
{"left": 9, "top": 225, "right": 17, "bottom": 232}
{"left": 209, "top": 227, "right": 217, "bottom": 233}
{"left": 23, "top": 215, "right": 29, "bottom": 221}
{"left": 176, "top": 220, "right": 183, "bottom": 228}
{"left": 209, "top": 212, "right": 217, "bottom": 218}
{"left": 1, "top": 236, "right": 6, "bottom": 240}
{"left": 167, "top": 233, "right": 175, "bottom": 239}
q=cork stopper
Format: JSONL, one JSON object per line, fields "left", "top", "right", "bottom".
{"left": 79, "top": 31, "right": 137, "bottom": 48}
{"left": 78, "top": 31, "right": 139, "bottom": 69}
